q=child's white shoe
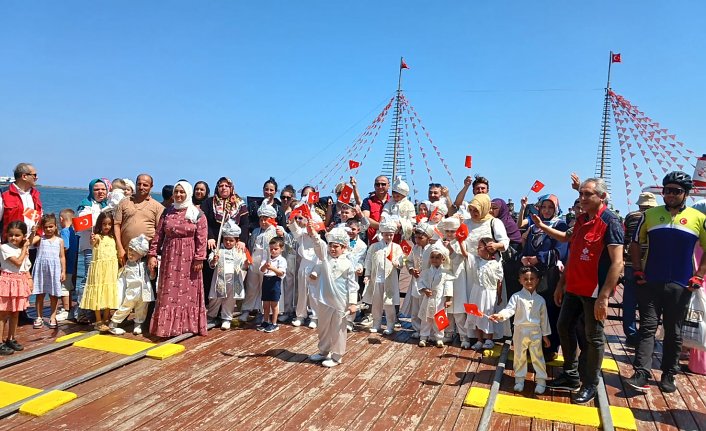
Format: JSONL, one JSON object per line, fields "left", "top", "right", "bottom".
{"left": 322, "top": 358, "right": 341, "bottom": 368}
{"left": 418, "top": 339, "right": 428, "bottom": 347}
{"left": 461, "top": 341, "right": 471, "bottom": 349}
{"left": 471, "top": 341, "right": 484, "bottom": 351}
{"left": 435, "top": 340, "right": 444, "bottom": 348}
{"left": 369, "top": 327, "right": 379, "bottom": 333}
{"left": 482, "top": 339, "right": 495, "bottom": 350}
{"left": 108, "top": 322, "right": 125, "bottom": 335}
{"left": 133, "top": 324, "right": 143, "bottom": 335}
{"left": 221, "top": 320, "right": 231, "bottom": 330}
{"left": 308, "top": 319, "right": 318, "bottom": 329}
{"left": 514, "top": 381, "right": 525, "bottom": 392}
{"left": 291, "top": 319, "right": 302, "bottom": 327}
{"left": 383, "top": 328, "right": 394, "bottom": 335}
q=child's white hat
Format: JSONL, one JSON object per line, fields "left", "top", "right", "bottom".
{"left": 414, "top": 221, "right": 435, "bottom": 238}
{"left": 326, "top": 227, "right": 350, "bottom": 245}
{"left": 437, "top": 217, "right": 460, "bottom": 231}
{"left": 430, "top": 201, "right": 448, "bottom": 216}
{"left": 123, "top": 178, "right": 135, "bottom": 192}
{"left": 257, "top": 201, "right": 277, "bottom": 218}
{"left": 222, "top": 219, "right": 241, "bottom": 238}
{"left": 429, "top": 241, "right": 450, "bottom": 260}
{"left": 392, "top": 178, "right": 410, "bottom": 197}
{"left": 378, "top": 219, "right": 398, "bottom": 233}
{"left": 128, "top": 234, "right": 150, "bottom": 257}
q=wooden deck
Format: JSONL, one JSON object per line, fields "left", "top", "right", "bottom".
{"left": 1, "top": 287, "right": 706, "bottom": 431}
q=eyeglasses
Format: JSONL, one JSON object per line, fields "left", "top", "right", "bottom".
{"left": 662, "top": 187, "right": 685, "bottom": 196}
{"left": 24, "top": 172, "right": 38, "bottom": 179}
{"left": 374, "top": 182, "right": 388, "bottom": 187}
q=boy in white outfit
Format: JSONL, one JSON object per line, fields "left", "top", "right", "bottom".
{"left": 439, "top": 217, "right": 473, "bottom": 349}
{"left": 363, "top": 219, "right": 404, "bottom": 335}
{"left": 307, "top": 225, "right": 359, "bottom": 368}
{"left": 490, "top": 266, "right": 551, "bottom": 394}
{"left": 241, "top": 201, "right": 282, "bottom": 322}
{"left": 288, "top": 203, "right": 323, "bottom": 328}
{"left": 401, "top": 222, "right": 434, "bottom": 338}
{"left": 207, "top": 220, "right": 249, "bottom": 330}
{"left": 381, "top": 178, "right": 416, "bottom": 240}
{"left": 417, "top": 242, "right": 454, "bottom": 347}
{"left": 109, "top": 234, "right": 153, "bottom": 335}
{"left": 344, "top": 218, "right": 366, "bottom": 331}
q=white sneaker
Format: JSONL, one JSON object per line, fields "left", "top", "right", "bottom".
{"left": 347, "top": 323, "right": 354, "bottom": 332}
{"left": 383, "top": 328, "right": 394, "bottom": 335}
{"left": 308, "top": 320, "right": 318, "bottom": 329}
{"left": 359, "top": 315, "right": 373, "bottom": 327}
{"left": 221, "top": 320, "right": 231, "bottom": 330}
{"left": 482, "top": 339, "right": 495, "bottom": 350}
{"left": 514, "top": 381, "right": 525, "bottom": 392}
{"left": 435, "top": 340, "right": 444, "bottom": 348}
{"left": 309, "top": 352, "right": 330, "bottom": 362}
{"left": 535, "top": 383, "right": 546, "bottom": 395}
{"left": 238, "top": 311, "right": 250, "bottom": 322}
{"left": 109, "top": 322, "right": 125, "bottom": 335}
{"left": 461, "top": 341, "right": 471, "bottom": 350}
{"left": 418, "top": 339, "right": 428, "bottom": 347}
{"left": 322, "top": 358, "right": 341, "bottom": 368}
{"left": 411, "top": 331, "right": 420, "bottom": 339}
{"left": 55, "top": 310, "right": 69, "bottom": 322}
{"left": 369, "top": 327, "right": 379, "bottom": 333}
{"left": 291, "top": 319, "right": 302, "bottom": 327}
{"left": 133, "top": 324, "right": 143, "bottom": 335}
{"left": 471, "top": 341, "right": 484, "bottom": 351}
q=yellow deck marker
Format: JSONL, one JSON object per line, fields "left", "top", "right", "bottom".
{"left": 146, "top": 344, "right": 185, "bottom": 360}
{"left": 54, "top": 332, "right": 87, "bottom": 343}
{"left": 0, "top": 381, "right": 42, "bottom": 408}
{"left": 489, "top": 346, "right": 620, "bottom": 372}
{"left": 464, "top": 387, "right": 636, "bottom": 430}
{"left": 19, "top": 390, "right": 77, "bottom": 416}
{"left": 73, "top": 334, "right": 155, "bottom": 355}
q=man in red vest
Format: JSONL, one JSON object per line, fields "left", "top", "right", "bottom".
{"left": 0, "top": 162, "right": 42, "bottom": 326}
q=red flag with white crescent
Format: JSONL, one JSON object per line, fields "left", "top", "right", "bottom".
{"left": 72, "top": 214, "right": 93, "bottom": 232}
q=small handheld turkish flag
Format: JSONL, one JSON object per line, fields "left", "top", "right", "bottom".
{"left": 611, "top": 53, "right": 621, "bottom": 63}
{"left": 313, "top": 221, "right": 326, "bottom": 232}
{"left": 464, "top": 303, "right": 484, "bottom": 317}
{"left": 307, "top": 191, "right": 320, "bottom": 204}
{"left": 455, "top": 223, "right": 469, "bottom": 242}
{"left": 465, "top": 155, "right": 472, "bottom": 169}
{"left": 23, "top": 208, "right": 41, "bottom": 224}
{"left": 434, "top": 309, "right": 449, "bottom": 331}
{"left": 72, "top": 214, "right": 93, "bottom": 232}
{"left": 348, "top": 160, "right": 360, "bottom": 169}
{"left": 400, "top": 240, "right": 412, "bottom": 256}
{"left": 267, "top": 218, "right": 278, "bottom": 227}
{"left": 244, "top": 248, "right": 253, "bottom": 265}
{"left": 339, "top": 185, "right": 353, "bottom": 204}
{"left": 530, "top": 180, "right": 545, "bottom": 193}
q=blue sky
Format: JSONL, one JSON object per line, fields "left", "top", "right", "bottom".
{"left": 1, "top": 1, "right": 704, "bottom": 212}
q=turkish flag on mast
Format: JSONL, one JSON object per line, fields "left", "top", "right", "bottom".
{"left": 400, "top": 58, "right": 409, "bottom": 70}
{"left": 611, "top": 53, "right": 621, "bottom": 63}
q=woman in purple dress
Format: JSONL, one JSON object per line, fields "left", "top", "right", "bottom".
{"left": 148, "top": 181, "right": 208, "bottom": 337}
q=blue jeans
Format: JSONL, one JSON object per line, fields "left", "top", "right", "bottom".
{"left": 71, "top": 249, "right": 92, "bottom": 320}
{"left": 622, "top": 266, "right": 638, "bottom": 339}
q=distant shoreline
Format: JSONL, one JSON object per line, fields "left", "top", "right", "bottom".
{"left": 38, "top": 185, "right": 87, "bottom": 191}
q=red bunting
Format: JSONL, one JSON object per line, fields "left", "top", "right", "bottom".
{"left": 348, "top": 160, "right": 360, "bottom": 169}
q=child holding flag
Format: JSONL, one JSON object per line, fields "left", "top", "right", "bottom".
{"left": 363, "top": 220, "right": 404, "bottom": 334}
{"left": 417, "top": 242, "right": 453, "bottom": 347}
{"left": 401, "top": 222, "right": 434, "bottom": 338}
{"left": 466, "top": 237, "right": 504, "bottom": 351}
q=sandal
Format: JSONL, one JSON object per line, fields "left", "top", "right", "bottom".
{"left": 33, "top": 318, "right": 43, "bottom": 329}
{"left": 49, "top": 320, "right": 58, "bottom": 329}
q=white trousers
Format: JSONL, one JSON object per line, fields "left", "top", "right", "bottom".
{"left": 295, "top": 259, "right": 317, "bottom": 320}
{"left": 207, "top": 297, "right": 237, "bottom": 321}
{"left": 111, "top": 286, "right": 149, "bottom": 325}
{"left": 316, "top": 305, "right": 347, "bottom": 362}
{"left": 445, "top": 312, "right": 470, "bottom": 342}
{"left": 370, "top": 282, "right": 396, "bottom": 329}
{"left": 513, "top": 325, "right": 547, "bottom": 381}
{"left": 242, "top": 266, "right": 263, "bottom": 312}
{"left": 420, "top": 318, "right": 444, "bottom": 341}
{"left": 405, "top": 296, "right": 421, "bottom": 332}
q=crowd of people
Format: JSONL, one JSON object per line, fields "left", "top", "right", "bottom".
{"left": 1, "top": 162, "right": 705, "bottom": 404}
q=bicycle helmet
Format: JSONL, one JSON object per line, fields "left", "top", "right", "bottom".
{"left": 662, "top": 171, "right": 693, "bottom": 191}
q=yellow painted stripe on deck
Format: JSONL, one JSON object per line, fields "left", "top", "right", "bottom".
{"left": 54, "top": 331, "right": 87, "bottom": 343}
{"left": 19, "top": 390, "right": 77, "bottom": 416}
{"left": 464, "top": 387, "right": 636, "bottom": 430}
{"left": 73, "top": 334, "right": 155, "bottom": 355}
{"left": 146, "top": 343, "right": 185, "bottom": 360}
{"left": 0, "top": 381, "right": 42, "bottom": 408}
{"left": 489, "top": 346, "right": 620, "bottom": 372}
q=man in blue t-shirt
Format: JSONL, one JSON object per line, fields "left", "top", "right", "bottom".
{"left": 59, "top": 209, "right": 80, "bottom": 321}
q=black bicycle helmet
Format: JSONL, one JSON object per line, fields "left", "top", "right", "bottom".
{"left": 662, "top": 171, "right": 693, "bottom": 191}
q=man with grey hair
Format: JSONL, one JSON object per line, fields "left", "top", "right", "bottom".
{"left": 530, "top": 177, "right": 624, "bottom": 403}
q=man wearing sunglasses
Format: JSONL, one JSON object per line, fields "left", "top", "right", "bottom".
{"left": 626, "top": 171, "right": 706, "bottom": 394}
{"left": 361, "top": 175, "right": 390, "bottom": 244}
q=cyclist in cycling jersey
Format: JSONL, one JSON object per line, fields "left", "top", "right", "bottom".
{"left": 626, "top": 171, "right": 706, "bottom": 394}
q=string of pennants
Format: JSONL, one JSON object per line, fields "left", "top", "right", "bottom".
{"left": 309, "top": 93, "right": 458, "bottom": 195}
{"left": 608, "top": 89, "right": 698, "bottom": 206}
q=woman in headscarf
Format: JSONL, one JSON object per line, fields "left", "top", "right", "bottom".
{"left": 519, "top": 194, "right": 568, "bottom": 360}
{"left": 72, "top": 178, "right": 109, "bottom": 323}
{"left": 200, "top": 177, "right": 249, "bottom": 305}
{"left": 491, "top": 198, "right": 523, "bottom": 299}
{"left": 192, "top": 181, "right": 210, "bottom": 206}
{"left": 462, "top": 194, "right": 511, "bottom": 340}
{"left": 148, "top": 181, "right": 208, "bottom": 337}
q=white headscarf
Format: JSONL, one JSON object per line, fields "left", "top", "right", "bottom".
{"left": 173, "top": 181, "right": 200, "bottom": 223}
{"left": 123, "top": 178, "right": 136, "bottom": 194}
